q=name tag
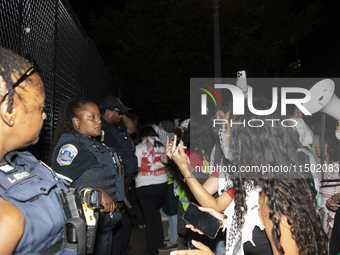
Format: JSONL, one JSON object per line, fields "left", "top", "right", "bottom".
{"left": 0, "top": 164, "right": 14, "bottom": 173}
{"left": 0, "top": 171, "right": 35, "bottom": 190}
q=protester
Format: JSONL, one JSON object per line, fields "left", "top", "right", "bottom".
{"left": 292, "top": 106, "right": 304, "bottom": 119}
{"left": 289, "top": 117, "right": 318, "bottom": 196}
{"left": 50, "top": 98, "right": 120, "bottom": 255}
{"left": 327, "top": 188, "right": 340, "bottom": 254}
{"left": 315, "top": 130, "right": 340, "bottom": 239}
{"left": 168, "top": 115, "right": 233, "bottom": 254}
{"left": 0, "top": 47, "right": 76, "bottom": 254}
{"left": 169, "top": 98, "right": 327, "bottom": 255}
{"left": 158, "top": 120, "right": 175, "bottom": 147}
{"left": 135, "top": 126, "right": 168, "bottom": 255}
{"left": 160, "top": 174, "right": 179, "bottom": 251}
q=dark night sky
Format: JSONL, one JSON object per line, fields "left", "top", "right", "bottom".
{"left": 68, "top": 0, "right": 340, "bottom": 124}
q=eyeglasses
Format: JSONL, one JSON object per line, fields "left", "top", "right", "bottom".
{"left": 111, "top": 109, "right": 123, "bottom": 116}
{"left": 1, "top": 54, "right": 40, "bottom": 106}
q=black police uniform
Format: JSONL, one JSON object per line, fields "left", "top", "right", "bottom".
{"left": 100, "top": 118, "right": 137, "bottom": 255}
{"left": 52, "top": 130, "right": 122, "bottom": 255}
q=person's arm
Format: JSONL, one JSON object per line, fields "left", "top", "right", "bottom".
{"left": 95, "top": 187, "right": 116, "bottom": 213}
{"left": 121, "top": 114, "right": 137, "bottom": 134}
{"left": 166, "top": 136, "right": 232, "bottom": 212}
{"left": 170, "top": 240, "right": 214, "bottom": 255}
{"left": 188, "top": 174, "right": 232, "bottom": 212}
{"left": 326, "top": 193, "right": 340, "bottom": 211}
{"left": 258, "top": 192, "right": 299, "bottom": 255}
{"left": 0, "top": 197, "right": 25, "bottom": 255}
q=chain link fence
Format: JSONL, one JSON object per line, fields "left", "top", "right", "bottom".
{"left": 0, "top": 0, "right": 119, "bottom": 161}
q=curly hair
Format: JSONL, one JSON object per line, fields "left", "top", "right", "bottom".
{"left": 189, "top": 114, "right": 215, "bottom": 162}
{"left": 230, "top": 99, "right": 327, "bottom": 254}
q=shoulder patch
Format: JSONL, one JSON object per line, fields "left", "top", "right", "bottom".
{"left": 101, "top": 130, "right": 105, "bottom": 142}
{"left": 57, "top": 144, "right": 78, "bottom": 166}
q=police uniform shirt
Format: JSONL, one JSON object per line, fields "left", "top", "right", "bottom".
{"left": 52, "top": 132, "right": 99, "bottom": 182}
{"left": 100, "top": 118, "right": 133, "bottom": 157}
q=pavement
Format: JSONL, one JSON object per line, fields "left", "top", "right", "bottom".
{"left": 127, "top": 199, "right": 187, "bottom": 255}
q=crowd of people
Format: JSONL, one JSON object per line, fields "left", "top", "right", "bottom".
{"left": 1, "top": 46, "right": 340, "bottom": 255}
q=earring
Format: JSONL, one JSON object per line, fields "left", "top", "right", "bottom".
{"left": 77, "top": 126, "right": 79, "bottom": 129}
{"left": 6, "top": 111, "right": 14, "bottom": 118}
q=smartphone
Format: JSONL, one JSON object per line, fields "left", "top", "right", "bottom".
{"left": 182, "top": 203, "right": 222, "bottom": 239}
{"left": 237, "top": 70, "right": 247, "bottom": 92}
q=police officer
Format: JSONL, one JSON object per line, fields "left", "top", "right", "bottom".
{"left": 99, "top": 95, "right": 138, "bottom": 255}
{"left": 50, "top": 98, "right": 121, "bottom": 255}
{"left": 99, "top": 95, "right": 137, "bottom": 176}
{"left": 0, "top": 47, "right": 78, "bottom": 254}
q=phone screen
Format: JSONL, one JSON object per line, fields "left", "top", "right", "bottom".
{"left": 182, "top": 203, "right": 222, "bottom": 239}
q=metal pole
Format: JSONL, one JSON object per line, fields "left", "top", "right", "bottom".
{"left": 321, "top": 113, "right": 326, "bottom": 180}
{"left": 211, "top": 0, "right": 221, "bottom": 78}
{"left": 210, "top": 0, "right": 222, "bottom": 114}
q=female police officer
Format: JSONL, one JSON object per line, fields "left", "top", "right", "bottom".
{"left": 0, "top": 47, "right": 77, "bottom": 254}
{"left": 50, "top": 98, "right": 121, "bottom": 255}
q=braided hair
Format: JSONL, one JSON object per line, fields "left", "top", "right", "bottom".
{"left": 49, "top": 98, "right": 95, "bottom": 161}
{"left": 0, "top": 47, "right": 32, "bottom": 113}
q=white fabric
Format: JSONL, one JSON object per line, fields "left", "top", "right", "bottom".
{"left": 336, "top": 131, "right": 340, "bottom": 140}
{"left": 152, "top": 124, "right": 159, "bottom": 134}
{"left": 135, "top": 137, "right": 167, "bottom": 188}
{"left": 224, "top": 184, "right": 263, "bottom": 255}
{"left": 158, "top": 129, "right": 175, "bottom": 147}
{"left": 180, "top": 118, "right": 190, "bottom": 129}
{"left": 318, "top": 161, "right": 340, "bottom": 232}
{"left": 291, "top": 118, "right": 314, "bottom": 148}
{"left": 219, "top": 128, "right": 232, "bottom": 160}
{"left": 209, "top": 145, "right": 216, "bottom": 169}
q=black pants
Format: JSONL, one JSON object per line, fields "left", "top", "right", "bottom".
{"left": 111, "top": 212, "right": 132, "bottom": 255}
{"left": 330, "top": 210, "right": 340, "bottom": 255}
{"left": 137, "top": 182, "right": 168, "bottom": 255}
{"left": 93, "top": 224, "right": 115, "bottom": 255}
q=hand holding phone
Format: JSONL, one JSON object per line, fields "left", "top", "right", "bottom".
{"left": 237, "top": 70, "right": 247, "bottom": 92}
{"left": 182, "top": 203, "right": 223, "bottom": 239}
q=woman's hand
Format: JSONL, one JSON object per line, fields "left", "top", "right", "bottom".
{"left": 95, "top": 187, "right": 116, "bottom": 213}
{"left": 185, "top": 206, "right": 226, "bottom": 235}
{"left": 166, "top": 135, "right": 190, "bottom": 178}
{"left": 326, "top": 193, "right": 340, "bottom": 211}
{"left": 165, "top": 136, "right": 176, "bottom": 160}
{"left": 170, "top": 240, "right": 214, "bottom": 255}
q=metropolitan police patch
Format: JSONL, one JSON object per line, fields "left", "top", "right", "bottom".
{"left": 101, "top": 130, "right": 105, "bottom": 142}
{"left": 57, "top": 144, "right": 78, "bottom": 166}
